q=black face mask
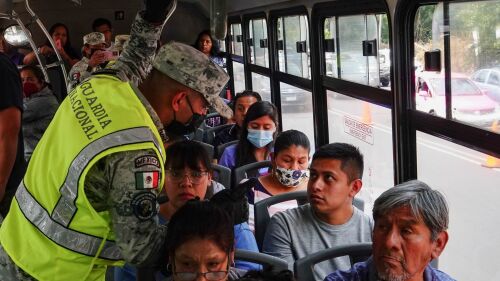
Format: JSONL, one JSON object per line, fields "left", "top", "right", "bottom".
{"left": 165, "top": 96, "right": 206, "bottom": 136}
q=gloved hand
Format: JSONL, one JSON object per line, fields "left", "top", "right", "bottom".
{"left": 144, "top": 0, "right": 174, "bottom": 23}
{"left": 210, "top": 178, "right": 257, "bottom": 225}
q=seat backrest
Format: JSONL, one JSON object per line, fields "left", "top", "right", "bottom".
{"left": 233, "top": 160, "right": 272, "bottom": 187}
{"left": 47, "top": 68, "right": 67, "bottom": 101}
{"left": 255, "top": 194, "right": 365, "bottom": 250}
{"left": 294, "top": 243, "right": 373, "bottom": 281}
{"left": 211, "top": 164, "right": 231, "bottom": 189}
{"left": 353, "top": 197, "right": 364, "bottom": 211}
{"left": 203, "top": 112, "right": 225, "bottom": 128}
{"left": 254, "top": 190, "right": 309, "bottom": 250}
{"left": 193, "top": 140, "right": 214, "bottom": 160}
{"left": 235, "top": 249, "right": 289, "bottom": 272}
{"left": 216, "top": 140, "right": 238, "bottom": 160}
{"left": 204, "top": 123, "right": 233, "bottom": 146}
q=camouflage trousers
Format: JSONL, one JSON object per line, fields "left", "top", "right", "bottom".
{"left": 0, "top": 244, "right": 36, "bottom": 281}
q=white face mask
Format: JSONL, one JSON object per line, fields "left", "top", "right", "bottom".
{"left": 274, "top": 166, "right": 309, "bottom": 187}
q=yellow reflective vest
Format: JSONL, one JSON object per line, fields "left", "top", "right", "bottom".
{"left": 0, "top": 74, "right": 165, "bottom": 281}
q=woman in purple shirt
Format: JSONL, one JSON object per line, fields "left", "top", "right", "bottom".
{"left": 219, "top": 101, "right": 279, "bottom": 178}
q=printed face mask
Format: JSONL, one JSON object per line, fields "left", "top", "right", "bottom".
{"left": 246, "top": 128, "right": 274, "bottom": 148}
{"left": 274, "top": 166, "right": 309, "bottom": 187}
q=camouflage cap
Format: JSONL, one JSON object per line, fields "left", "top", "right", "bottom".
{"left": 114, "top": 34, "right": 130, "bottom": 52}
{"left": 153, "top": 41, "right": 232, "bottom": 119}
{"left": 83, "top": 32, "right": 105, "bottom": 46}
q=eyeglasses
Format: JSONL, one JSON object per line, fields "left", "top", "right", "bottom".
{"left": 166, "top": 169, "right": 209, "bottom": 184}
{"left": 174, "top": 271, "right": 228, "bottom": 281}
{"left": 172, "top": 256, "right": 229, "bottom": 281}
{"left": 187, "top": 94, "right": 210, "bottom": 115}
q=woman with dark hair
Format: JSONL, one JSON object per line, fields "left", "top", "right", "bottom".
{"left": 166, "top": 200, "right": 245, "bottom": 281}
{"left": 23, "top": 22, "right": 81, "bottom": 67}
{"left": 20, "top": 65, "right": 59, "bottom": 161}
{"left": 193, "top": 29, "right": 224, "bottom": 67}
{"left": 114, "top": 140, "right": 259, "bottom": 281}
{"left": 219, "top": 101, "right": 279, "bottom": 175}
{"left": 246, "top": 130, "right": 311, "bottom": 230}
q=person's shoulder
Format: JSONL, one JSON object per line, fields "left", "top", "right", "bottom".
{"left": 272, "top": 204, "right": 312, "bottom": 224}
{"left": 323, "top": 260, "right": 371, "bottom": 281}
{"left": 220, "top": 143, "right": 238, "bottom": 159}
{"left": 226, "top": 143, "right": 238, "bottom": 152}
{"left": 0, "top": 53, "right": 19, "bottom": 74}
{"left": 353, "top": 204, "right": 373, "bottom": 223}
{"left": 429, "top": 267, "right": 457, "bottom": 281}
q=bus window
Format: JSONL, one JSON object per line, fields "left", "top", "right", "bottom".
{"left": 338, "top": 15, "right": 372, "bottom": 87}
{"left": 277, "top": 15, "right": 311, "bottom": 79}
{"left": 280, "top": 82, "right": 315, "bottom": 153}
{"left": 248, "top": 18, "right": 269, "bottom": 67}
{"left": 231, "top": 23, "right": 243, "bottom": 56}
{"left": 324, "top": 17, "right": 338, "bottom": 78}
{"left": 414, "top": 2, "right": 500, "bottom": 132}
{"left": 251, "top": 73, "right": 271, "bottom": 102}
{"left": 218, "top": 39, "right": 226, "bottom": 53}
{"left": 326, "top": 90, "right": 394, "bottom": 213}
{"left": 416, "top": 131, "right": 500, "bottom": 280}
{"left": 232, "top": 62, "right": 245, "bottom": 93}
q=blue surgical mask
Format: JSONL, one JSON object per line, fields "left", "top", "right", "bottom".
{"left": 247, "top": 128, "right": 275, "bottom": 148}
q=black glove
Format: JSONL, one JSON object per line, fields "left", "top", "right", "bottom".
{"left": 144, "top": 0, "right": 174, "bottom": 23}
{"left": 210, "top": 178, "right": 257, "bottom": 225}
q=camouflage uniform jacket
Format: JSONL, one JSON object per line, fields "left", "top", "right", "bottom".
{"left": 75, "top": 11, "right": 170, "bottom": 265}
{"left": 0, "top": 12, "right": 168, "bottom": 281}
{"left": 67, "top": 57, "right": 95, "bottom": 92}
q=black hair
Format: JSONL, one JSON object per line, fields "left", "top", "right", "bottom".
{"left": 237, "top": 269, "right": 295, "bottom": 281}
{"left": 165, "top": 140, "right": 213, "bottom": 173}
{"left": 312, "top": 143, "right": 364, "bottom": 182}
{"left": 274, "top": 130, "right": 310, "bottom": 156}
{"left": 236, "top": 101, "right": 279, "bottom": 168}
{"left": 232, "top": 90, "right": 262, "bottom": 111}
{"left": 46, "top": 23, "right": 72, "bottom": 50}
{"left": 20, "top": 65, "right": 45, "bottom": 84}
{"left": 192, "top": 29, "right": 221, "bottom": 57}
{"left": 92, "top": 18, "right": 112, "bottom": 31}
{"left": 165, "top": 200, "right": 234, "bottom": 257}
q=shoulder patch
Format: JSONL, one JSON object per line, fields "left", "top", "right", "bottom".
{"left": 131, "top": 191, "right": 157, "bottom": 221}
{"left": 135, "top": 155, "right": 160, "bottom": 168}
{"left": 135, "top": 171, "right": 160, "bottom": 189}
{"left": 72, "top": 72, "right": 80, "bottom": 82}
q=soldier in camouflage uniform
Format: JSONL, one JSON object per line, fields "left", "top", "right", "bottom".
{"left": 0, "top": 0, "right": 232, "bottom": 279}
{"left": 67, "top": 32, "right": 108, "bottom": 91}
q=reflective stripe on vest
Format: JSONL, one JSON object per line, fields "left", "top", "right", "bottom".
{"left": 16, "top": 182, "right": 121, "bottom": 260}
{"left": 15, "top": 127, "right": 162, "bottom": 260}
{"left": 51, "top": 127, "right": 163, "bottom": 227}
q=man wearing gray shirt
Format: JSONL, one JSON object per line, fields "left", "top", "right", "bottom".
{"left": 263, "top": 143, "right": 373, "bottom": 281}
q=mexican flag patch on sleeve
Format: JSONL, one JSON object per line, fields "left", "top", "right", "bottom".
{"left": 135, "top": 171, "right": 160, "bottom": 189}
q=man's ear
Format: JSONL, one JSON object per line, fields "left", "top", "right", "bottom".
{"left": 431, "top": 231, "right": 449, "bottom": 260}
{"left": 349, "top": 179, "right": 363, "bottom": 197}
{"left": 171, "top": 91, "right": 188, "bottom": 111}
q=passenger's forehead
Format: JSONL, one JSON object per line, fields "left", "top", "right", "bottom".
{"left": 310, "top": 158, "right": 342, "bottom": 172}
{"left": 377, "top": 206, "right": 422, "bottom": 224}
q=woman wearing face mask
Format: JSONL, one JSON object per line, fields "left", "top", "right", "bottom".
{"left": 20, "top": 65, "right": 60, "bottom": 161}
{"left": 219, "top": 101, "right": 279, "bottom": 175}
{"left": 115, "top": 140, "right": 260, "bottom": 281}
{"left": 246, "top": 130, "right": 310, "bottom": 230}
